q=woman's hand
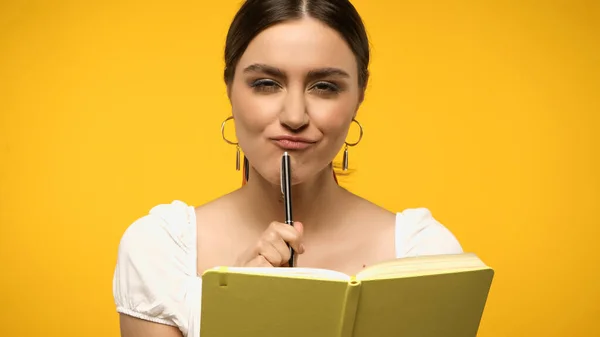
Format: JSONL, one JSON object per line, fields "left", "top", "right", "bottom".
{"left": 236, "top": 221, "right": 305, "bottom": 267}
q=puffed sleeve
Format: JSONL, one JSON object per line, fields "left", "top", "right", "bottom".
{"left": 112, "top": 201, "right": 198, "bottom": 336}
{"left": 395, "top": 207, "right": 464, "bottom": 258}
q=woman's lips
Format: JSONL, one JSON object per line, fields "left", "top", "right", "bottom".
{"left": 270, "top": 136, "right": 317, "bottom": 150}
{"left": 272, "top": 139, "right": 314, "bottom": 150}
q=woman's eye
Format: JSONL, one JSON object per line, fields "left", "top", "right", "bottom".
{"left": 250, "top": 79, "right": 281, "bottom": 93}
{"left": 311, "top": 82, "right": 340, "bottom": 95}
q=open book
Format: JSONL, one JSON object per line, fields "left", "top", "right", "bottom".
{"left": 199, "top": 253, "right": 494, "bottom": 337}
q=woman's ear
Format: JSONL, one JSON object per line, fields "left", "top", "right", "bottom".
{"left": 358, "top": 83, "right": 367, "bottom": 105}
{"left": 226, "top": 84, "right": 232, "bottom": 101}
{"left": 355, "top": 90, "right": 366, "bottom": 117}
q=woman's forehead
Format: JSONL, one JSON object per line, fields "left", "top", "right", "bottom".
{"left": 236, "top": 17, "right": 358, "bottom": 78}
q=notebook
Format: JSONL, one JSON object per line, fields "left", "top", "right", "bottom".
{"left": 199, "top": 253, "right": 494, "bottom": 337}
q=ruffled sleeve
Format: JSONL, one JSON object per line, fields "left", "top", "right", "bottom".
{"left": 112, "top": 200, "right": 198, "bottom": 336}
{"left": 395, "top": 207, "right": 464, "bottom": 258}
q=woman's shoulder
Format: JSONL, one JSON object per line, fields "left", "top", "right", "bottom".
{"left": 117, "top": 200, "right": 197, "bottom": 254}
{"left": 346, "top": 195, "right": 463, "bottom": 258}
{"left": 393, "top": 207, "right": 464, "bottom": 258}
{"left": 112, "top": 200, "right": 199, "bottom": 335}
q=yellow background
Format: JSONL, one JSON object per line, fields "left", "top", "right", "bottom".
{"left": 1, "top": 0, "right": 598, "bottom": 336}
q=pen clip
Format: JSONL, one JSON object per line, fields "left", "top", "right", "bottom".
{"left": 280, "top": 155, "right": 285, "bottom": 197}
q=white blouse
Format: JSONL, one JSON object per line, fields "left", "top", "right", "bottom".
{"left": 112, "top": 200, "right": 463, "bottom": 336}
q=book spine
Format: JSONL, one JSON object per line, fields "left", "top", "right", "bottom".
{"left": 338, "top": 276, "right": 362, "bottom": 337}
{"left": 217, "top": 266, "right": 228, "bottom": 287}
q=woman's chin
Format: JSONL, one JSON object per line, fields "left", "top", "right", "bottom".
{"left": 250, "top": 163, "right": 326, "bottom": 187}
{"left": 255, "top": 170, "right": 306, "bottom": 188}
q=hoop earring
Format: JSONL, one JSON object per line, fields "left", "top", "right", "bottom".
{"left": 343, "top": 118, "right": 363, "bottom": 171}
{"left": 221, "top": 116, "right": 241, "bottom": 171}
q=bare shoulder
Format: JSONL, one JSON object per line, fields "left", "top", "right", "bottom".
{"left": 340, "top": 190, "right": 397, "bottom": 253}
{"left": 193, "top": 190, "right": 250, "bottom": 235}
{"left": 320, "top": 190, "right": 398, "bottom": 271}
{"left": 194, "top": 190, "right": 238, "bottom": 225}
{"left": 343, "top": 190, "right": 396, "bottom": 228}
{"left": 193, "top": 190, "right": 247, "bottom": 274}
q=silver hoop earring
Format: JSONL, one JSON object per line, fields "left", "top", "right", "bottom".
{"left": 343, "top": 118, "right": 363, "bottom": 171}
{"left": 221, "top": 116, "right": 241, "bottom": 171}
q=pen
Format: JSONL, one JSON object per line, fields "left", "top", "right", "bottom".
{"left": 281, "top": 151, "right": 295, "bottom": 267}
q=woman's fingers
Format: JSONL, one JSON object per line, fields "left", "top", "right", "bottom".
{"left": 239, "top": 221, "right": 305, "bottom": 267}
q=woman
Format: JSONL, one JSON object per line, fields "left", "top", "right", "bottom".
{"left": 113, "top": 0, "right": 463, "bottom": 336}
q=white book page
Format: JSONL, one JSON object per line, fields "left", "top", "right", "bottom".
{"left": 355, "top": 253, "right": 487, "bottom": 281}
{"left": 210, "top": 266, "right": 351, "bottom": 281}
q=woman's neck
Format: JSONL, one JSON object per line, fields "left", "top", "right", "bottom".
{"left": 235, "top": 165, "right": 348, "bottom": 233}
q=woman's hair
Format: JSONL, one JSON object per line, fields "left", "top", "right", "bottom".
{"left": 223, "top": 0, "right": 370, "bottom": 90}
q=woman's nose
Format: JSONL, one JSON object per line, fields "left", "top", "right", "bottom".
{"left": 279, "top": 90, "right": 308, "bottom": 131}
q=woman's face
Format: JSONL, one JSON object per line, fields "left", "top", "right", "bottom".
{"left": 228, "top": 17, "right": 363, "bottom": 186}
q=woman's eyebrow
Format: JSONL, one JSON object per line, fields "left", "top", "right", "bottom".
{"left": 243, "top": 64, "right": 350, "bottom": 81}
{"left": 243, "top": 64, "right": 286, "bottom": 79}
{"left": 307, "top": 68, "right": 350, "bottom": 80}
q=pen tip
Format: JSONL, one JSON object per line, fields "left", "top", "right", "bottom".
{"left": 284, "top": 151, "right": 289, "bottom": 156}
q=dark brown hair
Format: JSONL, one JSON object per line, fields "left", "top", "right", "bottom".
{"left": 223, "top": 0, "right": 370, "bottom": 90}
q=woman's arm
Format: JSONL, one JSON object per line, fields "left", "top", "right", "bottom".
{"left": 119, "top": 314, "right": 183, "bottom": 337}
{"left": 114, "top": 204, "right": 197, "bottom": 337}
